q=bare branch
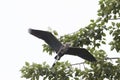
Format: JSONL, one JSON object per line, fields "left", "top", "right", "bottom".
{"left": 109, "top": 18, "right": 120, "bottom": 20}
{"left": 70, "top": 57, "right": 120, "bottom": 66}
{"left": 105, "top": 57, "right": 120, "bottom": 60}
{"left": 71, "top": 62, "right": 85, "bottom": 66}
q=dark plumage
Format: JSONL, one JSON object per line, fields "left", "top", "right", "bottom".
{"left": 29, "top": 28, "right": 97, "bottom": 62}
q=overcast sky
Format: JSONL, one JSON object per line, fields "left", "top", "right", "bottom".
{"left": 0, "top": 0, "right": 114, "bottom": 80}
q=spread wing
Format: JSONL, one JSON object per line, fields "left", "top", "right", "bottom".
{"left": 29, "top": 29, "right": 63, "bottom": 52}
{"left": 65, "top": 47, "right": 96, "bottom": 62}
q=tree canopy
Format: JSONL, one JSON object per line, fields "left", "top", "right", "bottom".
{"left": 20, "top": 0, "right": 120, "bottom": 80}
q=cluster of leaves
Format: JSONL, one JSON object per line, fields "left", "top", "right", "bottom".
{"left": 20, "top": 52, "right": 120, "bottom": 80}
{"left": 97, "top": 0, "right": 120, "bottom": 52}
{"left": 109, "top": 22, "right": 120, "bottom": 52}
{"left": 60, "top": 22, "right": 107, "bottom": 49}
{"left": 21, "top": 0, "right": 120, "bottom": 80}
{"left": 20, "top": 61, "right": 84, "bottom": 80}
{"left": 42, "top": 0, "right": 120, "bottom": 54}
{"left": 98, "top": 0, "right": 120, "bottom": 20}
{"left": 82, "top": 59, "right": 120, "bottom": 80}
{"left": 21, "top": 62, "right": 50, "bottom": 80}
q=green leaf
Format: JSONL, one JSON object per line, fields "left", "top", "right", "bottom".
{"left": 109, "top": 30, "right": 113, "bottom": 35}
{"left": 110, "top": 45, "right": 115, "bottom": 51}
{"left": 53, "top": 30, "right": 58, "bottom": 36}
{"left": 114, "top": 15, "right": 117, "bottom": 19}
{"left": 116, "top": 23, "right": 120, "bottom": 28}
{"left": 25, "top": 62, "right": 30, "bottom": 66}
{"left": 90, "top": 19, "right": 94, "bottom": 22}
{"left": 96, "top": 17, "right": 102, "bottom": 22}
{"left": 102, "top": 33, "right": 106, "bottom": 36}
{"left": 111, "top": 22, "right": 115, "bottom": 26}
{"left": 102, "top": 41, "right": 106, "bottom": 44}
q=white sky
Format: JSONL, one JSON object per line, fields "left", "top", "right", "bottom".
{"left": 1, "top": 0, "right": 119, "bottom": 80}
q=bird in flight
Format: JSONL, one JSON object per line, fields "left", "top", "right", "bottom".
{"left": 28, "top": 28, "right": 97, "bottom": 64}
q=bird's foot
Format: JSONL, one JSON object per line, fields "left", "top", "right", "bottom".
{"left": 55, "top": 53, "right": 64, "bottom": 60}
{"left": 55, "top": 55, "right": 60, "bottom": 60}
{"left": 52, "top": 59, "right": 59, "bottom": 68}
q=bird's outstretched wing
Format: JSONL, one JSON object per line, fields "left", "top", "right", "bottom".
{"left": 65, "top": 47, "right": 96, "bottom": 62}
{"left": 29, "top": 29, "right": 63, "bottom": 52}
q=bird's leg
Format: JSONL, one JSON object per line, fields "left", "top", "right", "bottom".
{"left": 52, "top": 52, "right": 61, "bottom": 67}
{"left": 53, "top": 44, "right": 69, "bottom": 67}
{"left": 53, "top": 54, "right": 63, "bottom": 67}
{"left": 54, "top": 45, "right": 64, "bottom": 60}
{"left": 52, "top": 59, "right": 58, "bottom": 67}
{"left": 55, "top": 54, "right": 60, "bottom": 60}
{"left": 52, "top": 46, "right": 64, "bottom": 67}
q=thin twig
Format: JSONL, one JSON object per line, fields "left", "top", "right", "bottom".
{"left": 105, "top": 57, "right": 120, "bottom": 60}
{"left": 71, "top": 62, "right": 85, "bottom": 66}
{"left": 109, "top": 18, "right": 120, "bottom": 20}
{"left": 70, "top": 57, "right": 120, "bottom": 66}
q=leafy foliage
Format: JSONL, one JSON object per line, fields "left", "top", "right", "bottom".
{"left": 21, "top": 61, "right": 83, "bottom": 80}
{"left": 21, "top": 0, "right": 120, "bottom": 80}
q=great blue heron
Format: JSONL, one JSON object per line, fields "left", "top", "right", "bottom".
{"left": 29, "top": 29, "right": 96, "bottom": 65}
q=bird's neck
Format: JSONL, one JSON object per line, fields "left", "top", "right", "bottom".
{"left": 57, "top": 45, "right": 69, "bottom": 54}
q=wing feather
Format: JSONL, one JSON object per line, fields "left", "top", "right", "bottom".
{"left": 65, "top": 47, "right": 96, "bottom": 62}
{"left": 29, "top": 29, "right": 63, "bottom": 52}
